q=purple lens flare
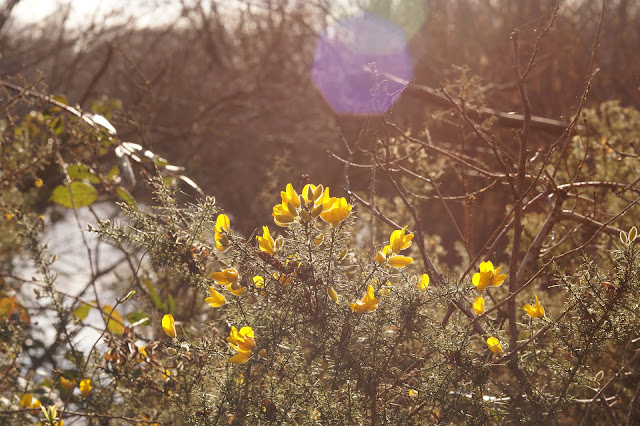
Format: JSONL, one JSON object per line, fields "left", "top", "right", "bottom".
{"left": 312, "top": 12, "right": 413, "bottom": 116}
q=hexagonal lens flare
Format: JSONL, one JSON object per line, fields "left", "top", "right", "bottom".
{"left": 312, "top": 12, "right": 413, "bottom": 116}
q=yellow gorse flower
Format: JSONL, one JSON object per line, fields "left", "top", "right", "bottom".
{"left": 59, "top": 377, "right": 74, "bottom": 391}
{"left": 523, "top": 294, "right": 545, "bottom": 319}
{"left": 389, "top": 226, "right": 414, "bottom": 253}
{"left": 227, "top": 282, "right": 247, "bottom": 296}
{"left": 162, "top": 369, "right": 171, "bottom": 381}
{"left": 138, "top": 346, "right": 148, "bottom": 362}
{"left": 473, "top": 297, "right": 485, "bottom": 315}
{"left": 486, "top": 336, "right": 504, "bottom": 354}
{"left": 320, "top": 197, "right": 352, "bottom": 228}
{"left": 21, "top": 393, "right": 42, "bottom": 410}
{"left": 302, "top": 183, "right": 329, "bottom": 205}
{"left": 79, "top": 379, "right": 92, "bottom": 395}
{"left": 212, "top": 267, "right": 247, "bottom": 296}
{"left": 205, "top": 286, "right": 226, "bottom": 308}
{"left": 256, "top": 226, "right": 283, "bottom": 254}
{"left": 328, "top": 286, "right": 339, "bottom": 303}
{"left": 349, "top": 285, "right": 380, "bottom": 314}
{"left": 273, "top": 183, "right": 301, "bottom": 226}
{"left": 283, "top": 183, "right": 302, "bottom": 208}
{"left": 253, "top": 275, "right": 267, "bottom": 295}
{"left": 20, "top": 393, "right": 33, "bottom": 407}
{"left": 214, "top": 214, "right": 231, "bottom": 252}
{"left": 162, "top": 314, "right": 176, "bottom": 338}
{"left": 211, "top": 267, "right": 239, "bottom": 286}
{"left": 472, "top": 261, "right": 506, "bottom": 292}
{"left": 253, "top": 275, "right": 264, "bottom": 286}
{"left": 417, "top": 274, "right": 430, "bottom": 291}
{"left": 227, "top": 326, "right": 256, "bottom": 364}
{"left": 375, "top": 227, "right": 414, "bottom": 269}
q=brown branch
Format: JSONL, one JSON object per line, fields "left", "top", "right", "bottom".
{"left": 520, "top": 1, "right": 561, "bottom": 81}
{"left": 372, "top": 150, "right": 486, "bottom": 336}
{"left": 379, "top": 70, "right": 577, "bottom": 135}
{"left": 78, "top": 43, "right": 114, "bottom": 107}
{"left": 439, "top": 87, "right": 517, "bottom": 197}
{"left": 627, "top": 375, "right": 640, "bottom": 426}
{"left": 506, "top": 28, "right": 530, "bottom": 370}
{"left": 557, "top": 210, "right": 622, "bottom": 236}
{"left": 578, "top": 350, "right": 640, "bottom": 425}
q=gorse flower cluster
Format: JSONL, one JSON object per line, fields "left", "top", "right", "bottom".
{"left": 119, "top": 180, "right": 572, "bottom": 423}
{"left": 272, "top": 183, "right": 351, "bottom": 227}
{"left": 375, "top": 226, "right": 414, "bottom": 268}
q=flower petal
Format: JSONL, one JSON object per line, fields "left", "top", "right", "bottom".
{"left": 205, "top": 287, "right": 226, "bottom": 308}
{"left": 215, "top": 214, "right": 230, "bottom": 232}
{"left": 229, "top": 350, "right": 252, "bottom": 364}
{"left": 388, "top": 255, "right": 413, "bottom": 268}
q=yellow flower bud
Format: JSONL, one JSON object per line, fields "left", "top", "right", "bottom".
{"left": 162, "top": 314, "right": 177, "bottom": 338}
{"left": 328, "top": 286, "right": 338, "bottom": 303}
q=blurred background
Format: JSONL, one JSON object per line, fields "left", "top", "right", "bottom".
{"left": 2, "top": 0, "right": 639, "bottom": 260}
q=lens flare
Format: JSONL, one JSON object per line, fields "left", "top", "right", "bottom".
{"left": 312, "top": 12, "right": 413, "bottom": 116}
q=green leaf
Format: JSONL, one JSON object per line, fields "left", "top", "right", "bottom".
{"left": 51, "top": 94, "right": 68, "bottom": 105}
{"left": 167, "top": 294, "right": 175, "bottom": 315}
{"left": 50, "top": 182, "right": 98, "bottom": 208}
{"left": 67, "top": 163, "right": 101, "bottom": 184}
{"left": 72, "top": 303, "right": 92, "bottom": 321}
{"left": 152, "top": 154, "right": 169, "bottom": 167}
{"left": 142, "top": 278, "right": 162, "bottom": 310}
{"left": 125, "top": 312, "right": 150, "bottom": 327}
{"left": 49, "top": 116, "right": 64, "bottom": 135}
{"left": 102, "top": 305, "right": 125, "bottom": 335}
{"left": 115, "top": 186, "right": 136, "bottom": 207}
{"left": 107, "top": 164, "right": 120, "bottom": 181}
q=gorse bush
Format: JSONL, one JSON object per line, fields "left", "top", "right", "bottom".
{"left": 1, "top": 86, "right": 639, "bottom": 424}
{"left": 1, "top": 83, "right": 640, "bottom": 424}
